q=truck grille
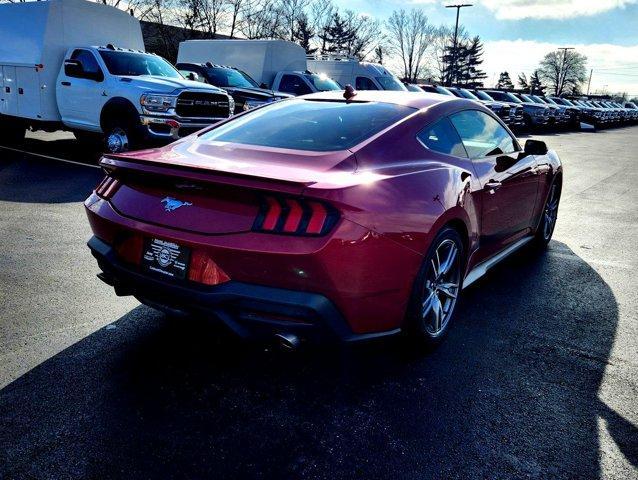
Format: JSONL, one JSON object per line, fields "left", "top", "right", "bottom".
{"left": 176, "top": 91, "right": 230, "bottom": 119}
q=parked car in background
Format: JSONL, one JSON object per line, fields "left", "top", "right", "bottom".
{"left": 176, "top": 62, "right": 292, "bottom": 114}
{"left": 86, "top": 90, "right": 562, "bottom": 350}
{"left": 308, "top": 55, "right": 407, "bottom": 91}
{"left": 460, "top": 88, "right": 525, "bottom": 129}
{"left": 419, "top": 84, "right": 455, "bottom": 96}
{"left": 521, "top": 94, "right": 565, "bottom": 127}
{"left": 0, "top": 0, "right": 233, "bottom": 152}
{"left": 624, "top": 102, "right": 638, "bottom": 122}
{"left": 505, "top": 93, "right": 551, "bottom": 129}
{"left": 467, "top": 89, "right": 524, "bottom": 129}
{"left": 404, "top": 83, "right": 424, "bottom": 92}
{"left": 548, "top": 97, "right": 585, "bottom": 128}
{"left": 178, "top": 39, "right": 341, "bottom": 97}
{"left": 539, "top": 96, "right": 580, "bottom": 129}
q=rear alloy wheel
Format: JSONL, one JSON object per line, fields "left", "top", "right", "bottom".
{"left": 407, "top": 228, "right": 464, "bottom": 348}
{"left": 534, "top": 181, "right": 561, "bottom": 246}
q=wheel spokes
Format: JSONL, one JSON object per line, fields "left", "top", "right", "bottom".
{"left": 422, "top": 289, "right": 436, "bottom": 317}
{"left": 431, "top": 295, "right": 444, "bottom": 332}
{"left": 439, "top": 244, "right": 458, "bottom": 277}
{"left": 438, "top": 282, "right": 458, "bottom": 299}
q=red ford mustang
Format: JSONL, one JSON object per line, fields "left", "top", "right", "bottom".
{"left": 85, "top": 90, "right": 562, "bottom": 348}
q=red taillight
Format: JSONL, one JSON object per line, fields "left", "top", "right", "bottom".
{"left": 253, "top": 196, "right": 338, "bottom": 236}
{"left": 114, "top": 234, "right": 143, "bottom": 265}
{"left": 95, "top": 175, "right": 120, "bottom": 199}
{"left": 188, "top": 251, "right": 230, "bottom": 286}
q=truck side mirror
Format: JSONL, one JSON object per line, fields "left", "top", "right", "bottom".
{"left": 260, "top": 83, "right": 268, "bottom": 89}
{"left": 64, "top": 59, "right": 83, "bottom": 77}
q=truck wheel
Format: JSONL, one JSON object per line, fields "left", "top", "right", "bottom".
{"left": 102, "top": 115, "right": 141, "bottom": 154}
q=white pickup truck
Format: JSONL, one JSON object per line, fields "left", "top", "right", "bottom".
{"left": 0, "top": 0, "right": 233, "bottom": 153}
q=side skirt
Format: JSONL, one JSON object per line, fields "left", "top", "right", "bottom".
{"left": 462, "top": 236, "right": 533, "bottom": 289}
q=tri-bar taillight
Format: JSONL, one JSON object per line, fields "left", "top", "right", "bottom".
{"left": 252, "top": 196, "right": 339, "bottom": 236}
{"left": 95, "top": 175, "right": 120, "bottom": 199}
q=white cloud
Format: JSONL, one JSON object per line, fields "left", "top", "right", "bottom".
{"left": 482, "top": 40, "right": 638, "bottom": 95}
{"left": 479, "top": 0, "right": 638, "bottom": 20}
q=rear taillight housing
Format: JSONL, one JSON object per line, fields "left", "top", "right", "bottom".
{"left": 252, "top": 196, "right": 339, "bottom": 236}
{"left": 95, "top": 175, "right": 120, "bottom": 199}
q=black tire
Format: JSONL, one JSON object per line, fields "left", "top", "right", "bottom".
{"left": 102, "top": 111, "right": 142, "bottom": 153}
{"left": 73, "top": 130, "right": 102, "bottom": 146}
{"left": 533, "top": 178, "right": 561, "bottom": 248}
{"left": 404, "top": 227, "right": 465, "bottom": 349}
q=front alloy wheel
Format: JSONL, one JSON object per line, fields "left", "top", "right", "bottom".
{"left": 407, "top": 228, "right": 464, "bottom": 348}
{"left": 535, "top": 181, "right": 561, "bottom": 246}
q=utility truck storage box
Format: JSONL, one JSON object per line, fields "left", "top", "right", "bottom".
{"left": 177, "top": 40, "right": 307, "bottom": 88}
{"left": 0, "top": 0, "right": 143, "bottom": 121}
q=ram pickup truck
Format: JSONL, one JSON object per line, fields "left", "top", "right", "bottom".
{"left": 0, "top": 0, "right": 233, "bottom": 153}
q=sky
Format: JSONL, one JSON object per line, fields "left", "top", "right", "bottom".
{"left": 335, "top": 0, "right": 638, "bottom": 96}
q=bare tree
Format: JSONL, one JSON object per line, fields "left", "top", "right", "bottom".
{"left": 239, "top": 0, "right": 283, "bottom": 39}
{"left": 310, "top": 0, "right": 336, "bottom": 54}
{"left": 279, "top": 0, "right": 312, "bottom": 41}
{"left": 538, "top": 49, "right": 588, "bottom": 95}
{"left": 343, "top": 10, "right": 383, "bottom": 60}
{"left": 227, "top": 0, "right": 244, "bottom": 38}
{"left": 386, "top": 9, "right": 434, "bottom": 82}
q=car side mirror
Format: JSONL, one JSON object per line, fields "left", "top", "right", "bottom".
{"left": 524, "top": 139, "right": 548, "bottom": 155}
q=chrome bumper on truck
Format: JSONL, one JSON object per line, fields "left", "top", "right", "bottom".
{"left": 140, "top": 115, "right": 225, "bottom": 140}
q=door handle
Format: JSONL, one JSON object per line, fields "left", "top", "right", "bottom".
{"left": 61, "top": 81, "right": 71, "bottom": 86}
{"left": 485, "top": 180, "right": 502, "bottom": 193}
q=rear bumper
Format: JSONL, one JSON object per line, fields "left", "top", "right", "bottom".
{"left": 88, "top": 236, "right": 400, "bottom": 343}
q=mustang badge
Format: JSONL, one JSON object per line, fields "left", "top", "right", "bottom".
{"left": 161, "top": 197, "right": 192, "bottom": 212}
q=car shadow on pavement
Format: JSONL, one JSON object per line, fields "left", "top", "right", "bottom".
{"left": 0, "top": 242, "right": 635, "bottom": 479}
{"left": 0, "top": 150, "right": 102, "bottom": 203}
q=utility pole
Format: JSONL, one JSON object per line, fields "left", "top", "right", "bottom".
{"left": 445, "top": 4, "right": 473, "bottom": 86}
{"left": 587, "top": 68, "right": 593, "bottom": 95}
{"left": 557, "top": 47, "right": 574, "bottom": 95}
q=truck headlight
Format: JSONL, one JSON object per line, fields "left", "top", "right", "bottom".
{"left": 228, "top": 96, "right": 235, "bottom": 115}
{"left": 140, "top": 94, "right": 176, "bottom": 113}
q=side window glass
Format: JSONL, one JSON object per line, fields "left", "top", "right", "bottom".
{"left": 179, "top": 70, "right": 205, "bottom": 83}
{"left": 355, "top": 77, "right": 377, "bottom": 90}
{"left": 279, "top": 75, "right": 310, "bottom": 95}
{"left": 69, "top": 49, "right": 103, "bottom": 81}
{"left": 449, "top": 110, "right": 517, "bottom": 158}
{"left": 417, "top": 118, "right": 468, "bottom": 158}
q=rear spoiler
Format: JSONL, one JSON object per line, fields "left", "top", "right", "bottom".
{"left": 100, "top": 155, "right": 310, "bottom": 195}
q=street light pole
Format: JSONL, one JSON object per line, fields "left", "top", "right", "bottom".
{"left": 557, "top": 47, "right": 574, "bottom": 95}
{"left": 446, "top": 4, "right": 473, "bottom": 86}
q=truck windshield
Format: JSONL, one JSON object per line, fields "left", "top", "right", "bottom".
{"left": 99, "top": 51, "right": 182, "bottom": 78}
{"left": 200, "top": 99, "right": 415, "bottom": 152}
{"left": 376, "top": 76, "right": 408, "bottom": 91}
{"left": 473, "top": 90, "right": 494, "bottom": 101}
{"left": 206, "top": 67, "right": 259, "bottom": 88}
{"left": 305, "top": 74, "right": 341, "bottom": 91}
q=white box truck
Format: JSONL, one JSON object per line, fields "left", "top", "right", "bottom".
{"left": 307, "top": 55, "right": 407, "bottom": 92}
{"left": 0, "top": 0, "right": 233, "bottom": 153}
{"left": 177, "top": 40, "right": 342, "bottom": 96}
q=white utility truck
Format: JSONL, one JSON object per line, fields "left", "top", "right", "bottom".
{"left": 0, "top": 0, "right": 233, "bottom": 152}
{"left": 307, "top": 55, "right": 407, "bottom": 91}
{"left": 177, "top": 40, "right": 341, "bottom": 96}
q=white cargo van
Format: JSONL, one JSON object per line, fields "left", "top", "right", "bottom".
{"left": 177, "top": 40, "right": 342, "bottom": 96}
{"left": 0, "top": 0, "right": 233, "bottom": 152}
{"left": 307, "top": 55, "right": 406, "bottom": 91}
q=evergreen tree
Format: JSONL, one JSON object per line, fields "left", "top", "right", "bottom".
{"left": 293, "top": 13, "right": 316, "bottom": 54}
{"left": 496, "top": 71, "right": 514, "bottom": 90}
{"left": 529, "top": 70, "right": 545, "bottom": 94}
{"left": 463, "top": 36, "right": 487, "bottom": 88}
{"left": 318, "top": 12, "right": 356, "bottom": 55}
{"left": 518, "top": 72, "right": 529, "bottom": 90}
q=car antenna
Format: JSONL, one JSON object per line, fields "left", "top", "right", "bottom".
{"left": 343, "top": 85, "right": 357, "bottom": 102}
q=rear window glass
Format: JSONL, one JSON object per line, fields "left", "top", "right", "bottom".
{"left": 200, "top": 100, "right": 415, "bottom": 151}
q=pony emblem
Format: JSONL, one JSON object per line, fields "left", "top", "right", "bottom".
{"left": 161, "top": 197, "right": 192, "bottom": 212}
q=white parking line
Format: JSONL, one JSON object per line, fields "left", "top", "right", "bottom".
{"left": 0, "top": 144, "right": 101, "bottom": 169}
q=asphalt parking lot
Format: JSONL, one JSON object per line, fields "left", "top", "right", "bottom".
{"left": 1, "top": 127, "right": 637, "bottom": 479}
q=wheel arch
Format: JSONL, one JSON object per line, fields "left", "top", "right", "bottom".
{"left": 100, "top": 97, "right": 140, "bottom": 132}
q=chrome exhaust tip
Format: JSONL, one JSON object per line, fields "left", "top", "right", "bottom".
{"left": 274, "top": 333, "right": 300, "bottom": 351}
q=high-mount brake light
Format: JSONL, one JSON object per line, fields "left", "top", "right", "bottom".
{"left": 253, "top": 196, "right": 338, "bottom": 236}
{"left": 95, "top": 176, "right": 120, "bottom": 199}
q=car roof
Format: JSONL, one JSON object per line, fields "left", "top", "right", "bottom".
{"left": 300, "top": 90, "right": 456, "bottom": 109}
